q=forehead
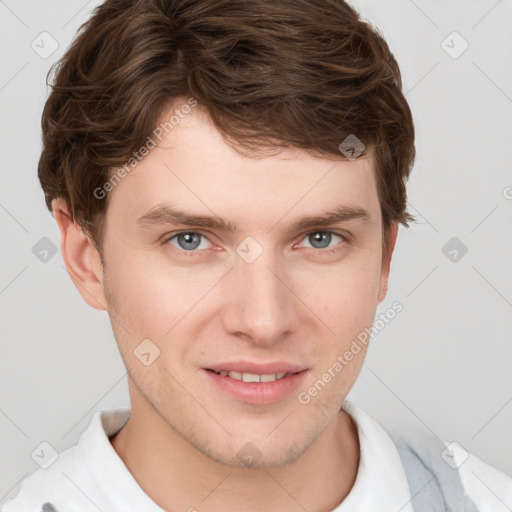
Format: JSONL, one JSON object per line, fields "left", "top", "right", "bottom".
{"left": 106, "top": 103, "right": 380, "bottom": 228}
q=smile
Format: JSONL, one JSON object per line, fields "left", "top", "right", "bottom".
{"left": 211, "top": 370, "right": 294, "bottom": 382}
{"left": 204, "top": 366, "right": 308, "bottom": 404}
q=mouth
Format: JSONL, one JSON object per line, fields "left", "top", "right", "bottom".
{"left": 202, "top": 363, "right": 308, "bottom": 404}
{"left": 207, "top": 369, "right": 296, "bottom": 383}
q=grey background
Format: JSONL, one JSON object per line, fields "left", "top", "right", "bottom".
{"left": 1, "top": 0, "right": 511, "bottom": 502}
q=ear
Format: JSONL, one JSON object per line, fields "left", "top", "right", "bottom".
{"left": 52, "top": 198, "right": 107, "bottom": 311}
{"left": 377, "top": 222, "right": 398, "bottom": 304}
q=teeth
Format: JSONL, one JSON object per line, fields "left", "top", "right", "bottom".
{"left": 215, "top": 370, "right": 291, "bottom": 382}
{"left": 242, "top": 372, "right": 261, "bottom": 383}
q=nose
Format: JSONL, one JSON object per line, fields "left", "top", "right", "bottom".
{"left": 221, "top": 246, "right": 298, "bottom": 347}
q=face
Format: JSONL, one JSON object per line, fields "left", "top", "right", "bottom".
{"left": 93, "top": 101, "right": 394, "bottom": 468}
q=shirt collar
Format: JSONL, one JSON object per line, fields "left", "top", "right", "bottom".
{"left": 76, "top": 407, "right": 166, "bottom": 511}
{"left": 77, "top": 401, "right": 413, "bottom": 512}
{"left": 334, "top": 400, "right": 414, "bottom": 512}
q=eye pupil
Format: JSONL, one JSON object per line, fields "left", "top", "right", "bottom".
{"left": 178, "top": 232, "right": 201, "bottom": 250}
{"left": 309, "top": 231, "right": 331, "bottom": 249}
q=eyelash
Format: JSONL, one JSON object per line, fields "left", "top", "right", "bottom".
{"left": 161, "top": 230, "right": 348, "bottom": 256}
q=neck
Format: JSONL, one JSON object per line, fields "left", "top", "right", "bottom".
{"left": 110, "top": 392, "right": 360, "bottom": 512}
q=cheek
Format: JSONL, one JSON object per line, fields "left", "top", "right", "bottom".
{"left": 104, "top": 247, "right": 224, "bottom": 337}
{"left": 292, "top": 252, "right": 382, "bottom": 339}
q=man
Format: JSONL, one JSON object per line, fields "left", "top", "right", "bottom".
{"left": 2, "top": 0, "right": 511, "bottom": 511}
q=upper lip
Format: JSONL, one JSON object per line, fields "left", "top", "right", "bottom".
{"left": 205, "top": 361, "right": 307, "bottom": 374}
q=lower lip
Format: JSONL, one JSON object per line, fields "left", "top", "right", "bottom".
{"left": 203, "top": 369, "right": 308, "bottom": 405}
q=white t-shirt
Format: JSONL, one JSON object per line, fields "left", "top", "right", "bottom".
{"left": 1, "top": 401, "right": 511, "bottom": 512}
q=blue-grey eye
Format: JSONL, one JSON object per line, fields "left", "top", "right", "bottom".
{"left": 168, "top": 232, "right": 211, "bottom": 251}
{"left": 303, "top": 231, "right": 342, "bottom": 249}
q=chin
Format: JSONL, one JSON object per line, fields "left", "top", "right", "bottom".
{"left": 205, "top": 442, "right": 306, "bottom": 469}
{"left": 191, "top": 426, "right": 319, "bottom": 469}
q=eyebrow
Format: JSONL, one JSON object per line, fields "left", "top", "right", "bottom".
{"left": 136, "top": 203, "right": 371, "bottom": 232}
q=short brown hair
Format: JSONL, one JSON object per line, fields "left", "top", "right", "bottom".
{"left": 38, "top": 0, "right": 415, "bottom": 254}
